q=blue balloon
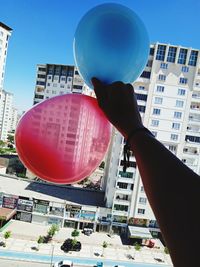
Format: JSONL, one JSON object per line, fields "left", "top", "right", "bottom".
{"left": 73, "top": 3, "right": 150, "bottom": 88}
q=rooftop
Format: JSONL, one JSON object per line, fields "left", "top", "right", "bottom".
{"left": 0, "top": 175, "right": 105, "bottom": 207}
{"left": 0, "top": 22, "right": 12, "bottom": 32}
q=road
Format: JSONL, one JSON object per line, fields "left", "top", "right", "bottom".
{"left": 0, "top": 259, "right": 49, "bottom": 267}
{"left": 0, "top": 259, "right": 87, "bottom": 267}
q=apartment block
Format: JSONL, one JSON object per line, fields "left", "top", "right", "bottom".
{"left": 33, "top": 64, "right": 90, "bottom": 105}
{"left": 0, "top": 22, "right": 12, "bottom": 91}
{"left": 104, "top": 43, "right": 200, "bottom": 236}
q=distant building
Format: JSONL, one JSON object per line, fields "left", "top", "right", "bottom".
{"left": 0, "top": 22, "right": 12, "bottom": 91}
{"left": 0, "top": 90, "right": 14, "bottom": 140}
{"left": 9, "top": 106, "right": 18, "bottom": 132}
{"left": 33, "top": 64, "right": 92, "bottom": 105}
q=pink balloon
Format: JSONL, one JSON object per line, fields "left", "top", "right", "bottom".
{"left": 15, "top": 94, "right": 111, "bottom": 184}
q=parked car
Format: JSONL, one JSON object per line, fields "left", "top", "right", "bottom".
{"left": 53, "top": 260, "right": 73, "bottom": 267}
{"left": 83, "top": 228, "right": 93, "bottom": 236}
{"left": 61, "top": 238, "right": 81, "bottom": 252}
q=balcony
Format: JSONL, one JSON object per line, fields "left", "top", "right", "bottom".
{"left": 116, "top": 187, "right": 133, "bottom": 195}
{"left": 117, "top": 177, "right": 135, "bottom": 184}
{"left": 114, "top": 198, "right": 130, "bottom": 206}
{"left": 112, "top": 209, "right": 128, "bottom": 217}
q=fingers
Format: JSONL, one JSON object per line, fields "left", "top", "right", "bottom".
{"left": 91, "top": 77, "right": 108, "bottom": 108}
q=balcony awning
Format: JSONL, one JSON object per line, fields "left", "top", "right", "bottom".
{"left": 128, "top": 226, "right": 152, "bottom": 239}
{"left": 0, "top": 207, "right": 16, "bottom": 221}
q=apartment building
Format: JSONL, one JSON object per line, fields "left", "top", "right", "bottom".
{"left": 33, "top": 64, "right": 91, "bottom": 105}
{"left": 0, "top": 22, "right": 12, "bottom": 91}
{"left": 0, "top": 90, "right": 14, "bottom": 140}
{"left": 104, "top": 43, "right": 200, "bottom": 236}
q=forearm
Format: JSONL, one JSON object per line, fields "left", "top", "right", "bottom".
{"left": 130, "top": 131, "right": 200, "bottom": 266}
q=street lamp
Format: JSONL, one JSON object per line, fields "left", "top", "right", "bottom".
{"left": 50, "top": 241, "right": 55, "bottom": 267}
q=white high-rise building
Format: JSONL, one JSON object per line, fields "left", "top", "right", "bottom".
{"left": 0, "top": 22, "right": 12, "bottom": 91}
{"left": 33, "top": 64, "right": 92, "bottom": 105}
{"left": 104, "top": 43, "right": 200, "bottom": 237}
{"left": 9, "top": 106, "right": 18, "bottom": 132}
{"left": 0, "top": 90, "right": 14, "bottom": 140}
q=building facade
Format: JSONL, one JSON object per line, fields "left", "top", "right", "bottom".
{"left": 0, "top": 22, "right": 12, "bottom": 91}
{"left": 104, "top": 43, "right": 200, "bottom": 236}
{"left": 0, "top": 90, "right": 15, "bottom": 140}
{"left": 33, "top": 64, "right": 92, "bottom": 105}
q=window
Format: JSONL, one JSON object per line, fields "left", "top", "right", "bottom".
{"left": 153, "top": 108, "right": 161, "bottom": 115}
{"left": 139, "top": 197, "right": 147, "bottom": 204}
{"left": 167, "top": 46, "right": 177, "bottom": 63}
{"left": 48, "top": 75, "right": 51, "bottom": 79}
{"left": 188, "top": 50, "right": 198, "bottom": 66}
{"left": 150, "top": 47, "right": 154, "bottom": 56}
{"left": 179, "top": 77, "right": 188, "bottom": 84}
{"left": 138, "top": 86, "right": 145, "bottom": 90}
{"left": 185, "top": 135, "right": 200, "bottom": 143}
{"left": 118, "top": 171, "right": 133, "bottom": 178}
{"left": 73, "top": 85, "right": 82, "bottom": 89}
{"left": 178, "top": 89, "right": 186, "bottom": 95}
{"left": 158, "top": 74, "right": 166, "bottom": 81}
{"left": 172, "top": 123, "right": 180, "bottom": 130}
{"left": 47, "top": 83, "right": 50, "bottom": 86}
{"left": 151, "top": 131, "right": 158, "bottom": 137}
{"left": 52, "top": 90, "right": 57, "bottom": 94}
{"left": 36, "top": 81, "right": 45, "bottom": 86}
{"left": 156, "top": 85, "right": 165, "bottom": 92}
{"left": 138, "top": 105, "right": 146, "bottom": 113}
{"left": 117, "top": 182, "right": 128, "bottom": 189}
{"left": 37, "top": 74, "right": 46, "bottom": 79}
{"left": 182, "top": 66, "right": 189, "bottom": 72}
{"left": 151, "top": 120, "right": 159, "bottom": 127}
{"left": 171, "top": 134, "right": 178, "bottom": 141}
{"left": 178, "top": 48, "right": 187, "bottom": 64}
{"left": 53, "top": 83, "right": 57, "bottom": 87}
{"left": 140, "top": 71, "right": 151, "bottom": 79}
{"left": 160, "top": 63, "right": 168, "bottom": 69}
{"left": 138, "top": 208, "right": 145, "bottom": 214}
{"left": 176, "top": 100, "right": 184, "bottom": 107}
{"left": 141, "top": 186, "right": 144, "bottom": 192}
{"left": 136, "top": 94, "right": 147, "bottom": 101}
{"left": 156, "top": 45, "right": 166, "bottom": 61}
{"left": 168, "top": 145, "right": 177, "bottom": 152}
{"left": 61, "top": 77, "right": 66, "bottom": 81}
{"left": 154, "top": 97, "right": 163, "bottom": 104}
{"left": 60, "top": 84, "right": 65, "bottom": 88}
{"left": 174, "top": 111, "right": 182, "bottom": 119}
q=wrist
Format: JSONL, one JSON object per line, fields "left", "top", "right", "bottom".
{"left": 126, "top": 127, "right": 154, "bottom": 145}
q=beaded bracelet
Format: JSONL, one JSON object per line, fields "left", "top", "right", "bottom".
{"left": 123, "top": 127, "right": 154, "bottom": 172}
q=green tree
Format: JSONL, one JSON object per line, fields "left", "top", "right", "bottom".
{"left": 71, "top": 238, "right": 78, "bottom": 247}
{"left": 4, "top": 231, "right": 11, "bottom": 246}
{"left": 134, "top": 242, "right": 141, "bottom": 251}
{"left": 37, "top": 235, "right": 44, "bottom": 250}
{"left": 164, "top": 246, "right": 169, "bottom": 254}
{"left": 48, "top": 224, "right": 59, "bottom": 237}
{"left": 0, "top": 140, "right": 6, "bottom": 148}
{"left": 7, "top": 135, "right": 14, "bottom": 144}
{"left": 71, "top": 229, "right": 80, "bottom": 239}
{"left": 102, "top": 241, "right": 108, "bottom": 257}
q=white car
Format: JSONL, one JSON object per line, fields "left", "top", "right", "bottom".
{"left": 53, "top": 260, "right": 73, "bottom": 267}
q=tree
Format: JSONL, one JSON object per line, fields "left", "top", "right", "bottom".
{"left": 71, "top": 229, "right": 80, "bottom": 240}
{"left": 4, "top": 231, "right": 11, "bottom": 246}
{"left": 48, "top": 224, "right": 59, "bottom": 238}
{"left": 7, "top": 134, "right": 14, "bottom": 144}
{"left": 134, "top": 243, "right": 141, "bottom": 251}
{"left": 102, "top": 241, "right": 108, "bottom": 257}
{"left": 37, "top": 235, "right": 44, "bottom": 250}
{"left": 0, "top": 140, "right": 6, "bottom": 148}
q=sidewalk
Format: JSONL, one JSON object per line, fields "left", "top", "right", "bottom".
{"left": 0, "top": 221, "right": 173, "bottom": 266}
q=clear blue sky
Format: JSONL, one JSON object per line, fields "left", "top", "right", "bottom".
{"left": 1, "top": 0, "right": 200, "bottom": 112}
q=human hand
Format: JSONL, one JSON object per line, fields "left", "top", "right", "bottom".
{"left": 92, "top": 78, "right": 143, "bottom": 139}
